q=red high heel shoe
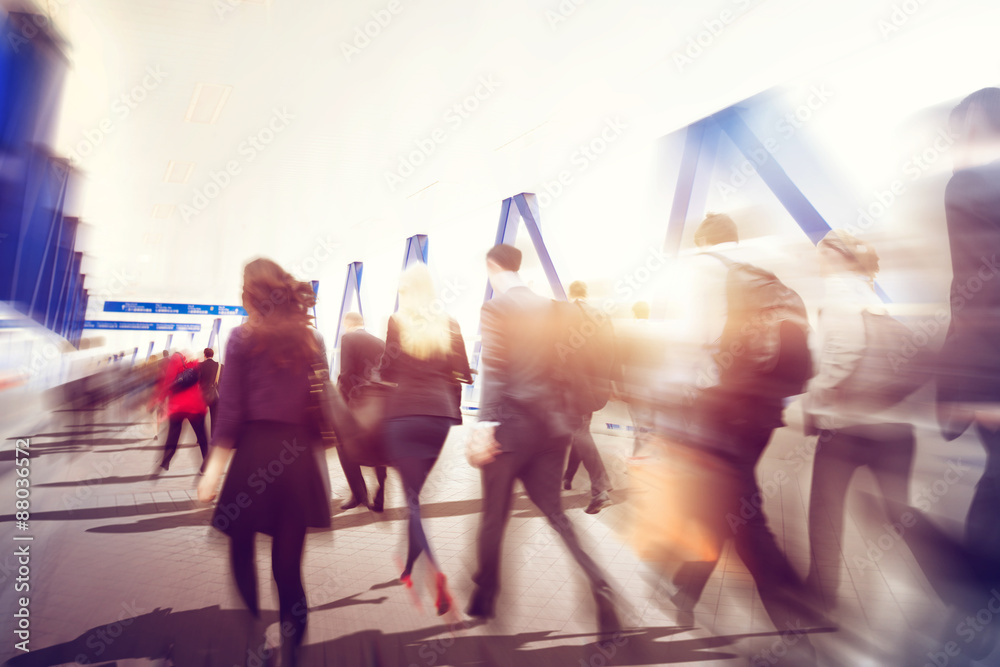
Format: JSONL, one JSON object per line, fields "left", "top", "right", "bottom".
{"left": 435, "top": 572, "right": 452, "bottom": 616}
{"left": 400, "top": 572, "right": 413, "bottom": 589}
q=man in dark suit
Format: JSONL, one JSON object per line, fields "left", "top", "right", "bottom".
{"left": 933, "top": 87, "right": 1000, "bottom": 660}
{"left": 561, "top": 280, "right": 614, "bottom": 514}
{"left": 336, "top": 312, "right": 388, "bottom": 512}
{"left": 199, "top": 348, "right": 222, "bottom": 436}
{"left": 466, "top": 244, "right": 621, "bottom": 632}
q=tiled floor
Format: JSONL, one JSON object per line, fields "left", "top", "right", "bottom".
{"left": 0, "top": 401, "right": 991, "bottom": 666}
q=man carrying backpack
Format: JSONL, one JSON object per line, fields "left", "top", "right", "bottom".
{"left": 667, "top": 213, "right": 821, "bottom": 659}
{"left": 561, "top": 280, "right": 616, "bottom": 514}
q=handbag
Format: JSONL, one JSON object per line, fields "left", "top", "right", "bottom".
{"left": 306, "top": 360, "right": 344, "bottom": 449}
{"left": 341, "top": 380, "right": 392, "bottom": 467}
{"left": 305, "top": 358, "right": 392, "bottom": 466}
{"left": 834, "top": 310, "right": 933, "bottom": 412}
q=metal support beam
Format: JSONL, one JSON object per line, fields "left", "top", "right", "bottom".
{"left": 664, "top": 120, "right": 720, "bottom": 257}
{"left": 332, "top": 262, "right": 364, "bottom": 373}
{"left": 467, "top": 193, "right": 566, "bottom": 405}
{"left": 395, "top": 234, "right": 429, "bottom": 311}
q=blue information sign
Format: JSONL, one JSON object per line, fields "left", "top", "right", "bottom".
{"left": 85, "top": 321, "right": 202, "bottom": 332}
{"left": 104, "top": 302, "right": 247, "bottom": 316}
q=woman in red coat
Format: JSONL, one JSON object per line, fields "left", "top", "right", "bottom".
{"left": 155, "top": 351, "right": 210, "bottom": 472}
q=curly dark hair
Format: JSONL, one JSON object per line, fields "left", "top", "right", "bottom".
{"left": 238, "top": 257, "right": 320, "bottom": 367}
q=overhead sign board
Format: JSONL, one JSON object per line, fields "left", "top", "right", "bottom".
{"left": 84, "top": 321, "right": 202, "bottom": 332}
{"left": 103, "top": 302, "right": 247, "bottom": 316}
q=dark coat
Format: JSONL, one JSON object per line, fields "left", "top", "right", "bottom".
{"left": 478, "top": 286, "right": 581, "bottom": 450}
{"left": 938, "top": 161, "right": 1000, "bottom": 404}
{"left": 378, "top": 315, "right": 471, "bottom": 421}
{"left": 337, "top": 329, "right": 386, "bottom": 400}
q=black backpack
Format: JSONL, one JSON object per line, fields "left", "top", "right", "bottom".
{"left": 553, "top": 299, "right": 616, "bottom": 417}
{"left": 169, "top": 362, "right": 200, "bottom": 394}
{"left": 569, "top": 301, "right": 616, "bottom": 413}
{"left": 708, "top": 253, "right": 813, "bottom": 398}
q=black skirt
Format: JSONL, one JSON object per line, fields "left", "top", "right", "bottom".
{"left": 211, "top": 420, "right": 332, "bottom": 537}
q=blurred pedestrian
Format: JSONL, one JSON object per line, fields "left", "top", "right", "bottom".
{"left": 379, "top": 264, "right": 471, "bottom": 615}
{"left": 154, "top": 350, "right": 209, "bottom": 473}
{"left": 198, "top": 258, "right": 332, "bottom": 667}
{"left": 561, "top": 280, "right": 616, "bottom": 514}
{"left": 336, "top": 312, "right": 388, "bottom": 512}
{"left": 467, "top": 244, "right": 621, "bottom": 632}
{"left": 199, "top": 347, "right": 222, "bottom": 437}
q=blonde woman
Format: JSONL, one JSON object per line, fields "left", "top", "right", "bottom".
{"left": 379, "top": 264, "right": 471, "bottom": 615}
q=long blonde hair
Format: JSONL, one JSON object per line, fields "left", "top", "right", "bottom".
{"left": 394, "top": 264, "right": 451, "bottom": 360}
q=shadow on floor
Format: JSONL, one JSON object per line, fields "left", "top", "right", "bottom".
{"left": 3, "top": 600, "right": 789, "bottom": 667}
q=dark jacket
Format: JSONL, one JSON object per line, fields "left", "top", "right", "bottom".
{"left": 199, "top": 358, "right": 222, "bottom": 402}
{"left": 378, "top": 315, "right": 471, "bottom": 420}
{"left": 213, "top": 326, "right": 326, "bottom": 443}
{"left": 938, "top": 161, "right": 1000, "bottom": 403}
{"left": 337, "top": 329, "right": 386, "bottom": 400}
{"left": 479, "top": 286, "right": 580, "bottom": 449}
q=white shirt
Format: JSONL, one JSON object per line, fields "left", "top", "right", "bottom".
{"left": 807, "top": 271, "right": 893, "bottom": 428}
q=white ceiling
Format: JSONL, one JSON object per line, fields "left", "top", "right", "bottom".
{"left": 36, "top": 0, "right": 1000, "bottom": 321}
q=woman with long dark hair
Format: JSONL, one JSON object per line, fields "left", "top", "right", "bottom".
{"left": 198, "top": 258, "right": 331, "bottom": 666}
{"left": 380, "top": 264, "right": 471, "bottom": 615}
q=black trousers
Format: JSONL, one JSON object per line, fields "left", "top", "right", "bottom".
{"left": 229, "top": 520, "right": 309, "bottom": 646}
{"left": 207, "top": 400, "right": 219, "bottom": 438}
{"left": 335, "top": 446, "right": 386, "bottom": 504}
{"left": 472, "top": 436, "right": 610, "bottom": 613}
{"left": 805, "top": 423, "right": 915, "bottom": 609}
{"left": 563, "top": 413, "right": 611, "bottom": 496}
{"left": 966, "top": 422, "right": 1000, "bottom": 585}
{"left": 160, "top": 412, "right": 209, "bottom": 470}
{"left": 385, "top": 416, "right": 456, "bottom": 575}
{"left": 673, "top": 392, "right": 815, "bottom": 631}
